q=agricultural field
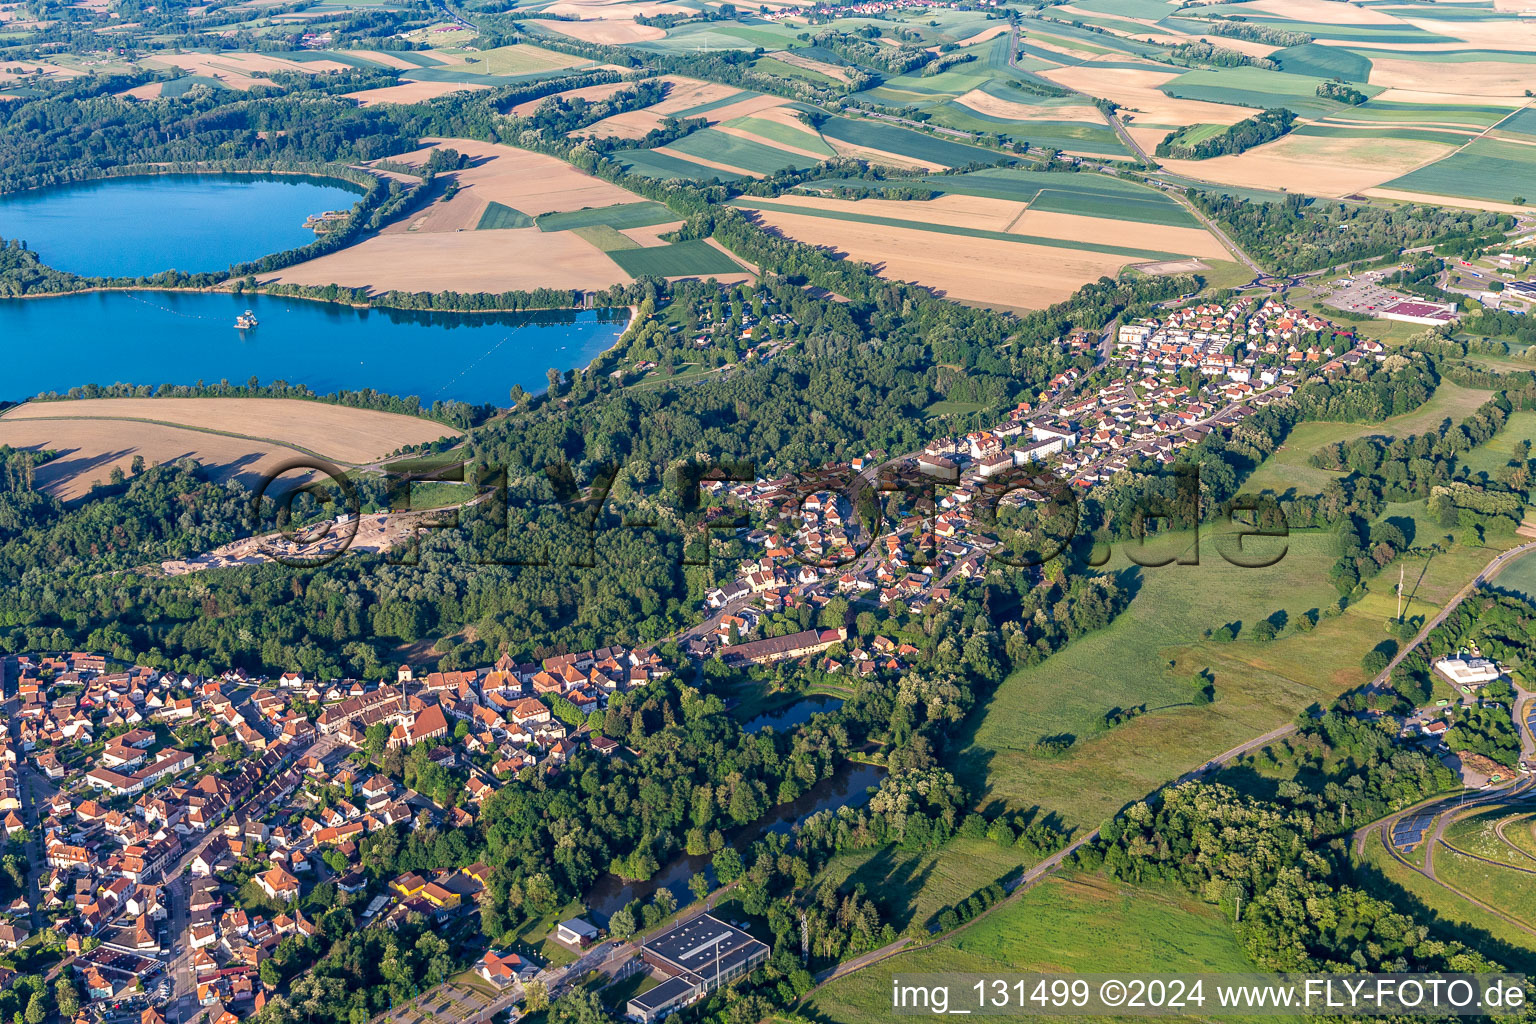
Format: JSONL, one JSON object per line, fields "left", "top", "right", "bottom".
{"left": 266, "top": 138, "right": 719, "bottom": 292}
{"left": 1378, "top": 138, "right": 1536, "bottom": 208}
{"left": 809, "top": 875, "right": 1257, "bottom": 1024}
{"left": 814, "top": 838, "right": 1039, "bottom": 933}
{"left": 0, "top": 397, "right": 458, "bottom": 500}
{"left": 730, "top": 187, "right": 1225, "bottom": 310}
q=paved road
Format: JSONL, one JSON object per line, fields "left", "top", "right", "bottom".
{"left": 1367, "top": 539, "right": 1536, "bottom": 691}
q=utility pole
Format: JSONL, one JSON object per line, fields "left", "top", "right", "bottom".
{"left": 1397, "top": 563, "right": 1405, "bottom": 622}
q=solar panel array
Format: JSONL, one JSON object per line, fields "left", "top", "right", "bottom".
{"left": 1392, "top": 811, "right": 1437, "bottom": 851}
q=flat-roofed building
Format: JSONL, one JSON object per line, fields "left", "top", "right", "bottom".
{"left": 628, "top": 914, "right": 769, "bottom": 1022}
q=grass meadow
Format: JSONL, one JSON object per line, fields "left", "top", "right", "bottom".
{"left": 807, "top": 875, "right": 1258, "bottom": 1024}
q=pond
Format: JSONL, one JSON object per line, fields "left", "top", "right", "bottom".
{"left": 740, "top": 694, "right": 846, "bottom": 733}
{"left": 0, "top": 174, "right": 364, "bottom": 278}
{"left": 585, "top": 761, "right": 884, "bottom": 920}
{"left": 0, "top": 291, "right": 629, "bottom": 406}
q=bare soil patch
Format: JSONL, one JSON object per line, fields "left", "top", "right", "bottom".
{"left": 1247, "top": 0, "right": 1405, "bottom": 24}
{"left": 1011, "top": 209, "right": 1226, "bottom": 257}
{"left": 957, "top": 24, "right": 1009, "bottom": 46}
{"left": 769, "top": 48, "right": 852, "bottom": 82}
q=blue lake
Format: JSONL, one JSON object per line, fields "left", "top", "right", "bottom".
{"left": 0, "top": 174, "right": 363, "bottom": 278}
{"left": 0, "top": 291, "right": 629, "bottom": 406}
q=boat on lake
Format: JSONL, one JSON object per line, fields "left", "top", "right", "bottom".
{"left": 235, "top": 310, "right": 258, "bottom": 329}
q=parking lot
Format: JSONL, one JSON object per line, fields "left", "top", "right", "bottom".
{"left": 1323, "top": 270, "right": 1418, "bottom": 314}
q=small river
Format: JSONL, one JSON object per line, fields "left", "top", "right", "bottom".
{"left": 0, "top": 174, "right": 364, "bottom": 278}
{"left": 0, "top": 291, "right": 628, "bottom": 406}
{"left": 586, "top": 761, "right": 884, "bottom": 920}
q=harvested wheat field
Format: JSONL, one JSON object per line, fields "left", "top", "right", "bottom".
{"left": 1159, "top": 132, "right": 1459, "bottom": 196}
{"left": 396, "top": 138, "right": 641, "bottom": 216}
{"left": 740, "top": 207, "right": 1132, "bottom": 310}
{"left": 1367, "top": 58, "right": 1536, "bottom": 95}
{"left": 2, "top": 398, "right": 458, "bottom": 464}
{"left": 1247, "top": 0, "right": 1404, "bottom": 24}
{"left": 573, "top": 77, "right": 741, "bottom": 138}
{"left": 509, "top": 80, "right": 633, "bottom": 116}
{"left": 0, "top": 419, "right": 306, "bottom": 501}
{"left": 1011, "top": 209, "right": 1226, "bottom": 258}
{"left": 1042, "top": 66, "right": 1258, "bottom": 128}
{"left": 266, "top": 229, "right": 629, "bottom": 294}
{"left": 1396, "top": 15, "right": 1536, "bottom": 48}
{"left": 344, "top": 80, "right": 489, "bottom": 107}
{"left": 1362, "top": 187, "right": 1536, "bottom": 214}
{"left": 541, "top": 18, "right": 666, "bottom": 43}
{"left": 770, "top": 49, "right": 852, "bottom": 82}
{"left": 955, "top": 89, "right": 1105, "bottom": 123}
{"left": 957, "top": 24, "right": 1010, "bottom": 46}
{"left": 144, "top": 51, "right": 352, "bottom": 89}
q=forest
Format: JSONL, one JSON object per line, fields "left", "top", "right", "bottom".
{"left": 1156, "top": 108, "right": 1296, "bottom": 161}
{"left": 1189, "top": 193, "right": 1513, "bottom": 274}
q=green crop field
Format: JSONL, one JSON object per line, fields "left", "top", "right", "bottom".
{"left": 722, "top": 115, "right": 835, "bottom": 156}
{"left": 809, "top": 875, "right": 1256, "bottom": 1024}
{"left": 605, "top": 239, "right": 744, "bottom": 277}
{"left": 820, "top": 115, "right": 1010, "bottom": 167}
{"left": 954, "top": 523, "right": 1503, "bottom": 834}
{"left": 535, "top": 201, "right": 674, "bottom": 233}
{"left": 664, "top": 128, "right": 824, "bottom": 174}
{"left": 1495, "top": 548, "right": 1536, "bottom": 604}
{"left": 619, "top": 150, "right": 744, "bottom": 182}
{"left": 475, "top": 202, "right": 533, "bottom": 230}
{"left": 668, "top": 88, "right": 760, "bottom": 119}
{"left": 733, "top": 198, "right": 1184, "bottom": 259}
{"left": 1160, "top": 66, "right": 1382, "bottom": 118}
{"left": 1289, "top": 124, "right": 1476, "bottom": 147}
{"left": 1272, "top": 42, "right": 1372, "bottom": 82}
{"left": 1071, "top": 0, "right": 1176, "bottom": 19}
{"left": 922, "top": 103, "right": 1131, "bottom": 157}
{"left": 642, "top": 19, "right": 805, "bottom": 52}
{"left": 1384, "top": 139, "right": 1536, "bottom": 204}
{"left": 1316, "top": 99, "right": 1516, "bottom": 128}
{"left": 569, "top": 225, "right": 638, "bottom": 251}
{"left": 1495, "top": 106, "right": 1536, "bottom": 139}
{"left": 751, "top": 55, "right": 837, "bottom": 85}
{"left": 1180, "top": 10, "right": 1452, "bottom": 44}
{"left": 796, "top": 167, "right": 1201, "bottom": 227}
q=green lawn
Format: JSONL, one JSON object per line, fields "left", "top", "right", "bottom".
{"left": 808, "top": 874, "right": 1256, "bottom": 1024}
{"left": 819, "top": 115, "right": 1009, "bottom": 168}
{"left": 1161, "top": 66, "right": 1381, "bottom": 119}
{"left": 957, "top": 528, "right": 1381, "bottom": 834}
{"left": 1443, "top": 807, "right": 1536, "bottom": 871}
{"left": 620, "top": 149, "right": 745, "bottom": 182}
